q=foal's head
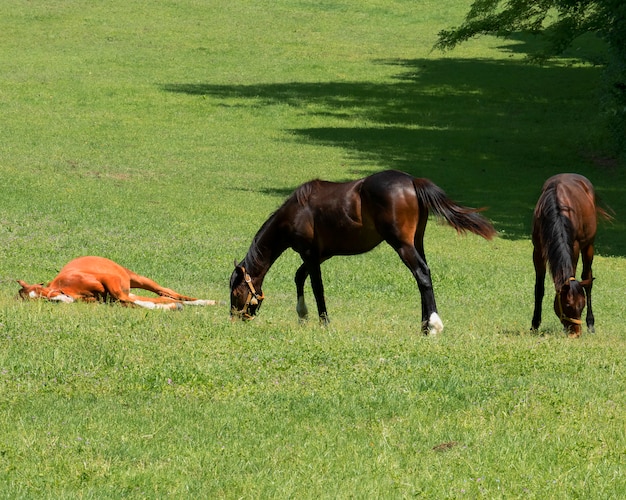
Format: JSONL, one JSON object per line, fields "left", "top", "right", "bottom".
{"left": 16, "top": 280, "right": 74, "bottom": 303}
{"left": 16, "top": 280, "right": 46, "bottom": 300}
{"left": 229, "top": 263, "right": 264, "bottom": 320}
{"left": 553, "top": 278, "right": 588, "bottom": 337}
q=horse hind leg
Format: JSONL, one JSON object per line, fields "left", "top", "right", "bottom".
{"left": 128, "top": 293, "right": 183, "bottom": 310}
{"left": 100, "top": 275, "right": 181, "bottom": 310}
{"left": 394, "top": 242, "right": 442, "bottom": 335}
{"left": 128, "top": 272, "right": 216, "bottom": 306}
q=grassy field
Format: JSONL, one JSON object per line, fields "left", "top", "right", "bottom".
{"left": 1, "top": 0, "right": 625, "bottom": 497}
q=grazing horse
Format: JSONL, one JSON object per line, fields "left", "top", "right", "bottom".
{"left": 230, "top": 169, "right": 496, "bottom": 334}
{"left": 18, "top": 256, "right": 217, "bottom": 310}
{"left": 531, "top": 173, "right": 611, "bottom": 337}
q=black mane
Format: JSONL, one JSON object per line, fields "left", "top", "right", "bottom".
{"left": 537, "top": 185, "right": 575, "bottom": 286}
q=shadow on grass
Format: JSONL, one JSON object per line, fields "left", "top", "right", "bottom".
{"left": 163, "top": 57, "right": 624, "bottom": 256}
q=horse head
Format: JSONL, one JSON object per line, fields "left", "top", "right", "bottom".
{"left": 16, "top": 280, "right": 74, "bottom": 303}
{"left": 553, "top": 277, "right": 590, "bottom": 337}
{"left": 16, "top": 280, "right": 46, "bottom": 300}
{"left": 229, "top": 261, "right": 264, "bottom": 321}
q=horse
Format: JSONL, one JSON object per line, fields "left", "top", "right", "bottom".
{"left": 230, "top": 169, "right": 496, "bottom": 334}
{"left": 531, "top": 173, "right": 612, "bottom": 337}
{"left": 17, "top": 256, "right": 217, "bottom": 310}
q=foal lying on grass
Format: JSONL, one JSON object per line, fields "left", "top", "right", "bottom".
{"left": 17, "top": 256, "right": 217, "bottom": 310}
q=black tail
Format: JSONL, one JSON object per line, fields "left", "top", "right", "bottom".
{"left": 595, "top": 196, "right": 615, "bottom": 223}
{"left": 413, "top": 178, "right": 497, "bottom": 240}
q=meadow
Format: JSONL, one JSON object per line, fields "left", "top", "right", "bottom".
{"left": 1, "top": 0, "right": 625, "bottom": 497}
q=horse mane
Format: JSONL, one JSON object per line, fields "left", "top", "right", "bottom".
{"left": 243, "top": 182, "right": 318, "bottom": 272}
{"left": 294, "top": 180, "right": 317, "bottom": 206}
{"left": 244, "top": 216, "right": 275, "bottom": 271}
{"left": 537, "top": 184, "right": 575, "bottom": 285}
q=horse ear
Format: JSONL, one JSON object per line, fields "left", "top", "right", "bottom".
{"left": 233, "top": 260, "right": 246, "bottom": 278}
{"left": 17, "top": 280, "right": 27, "bottom": 288}
{"left": 579, "top": 277, "right": 594, "bottom": 287}
{"left": 233, "top": 259, "right": 238, "bottom": 268}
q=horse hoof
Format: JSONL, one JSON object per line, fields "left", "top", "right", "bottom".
{"left": 296, "top": 297, "right": 308, "bottom": 319}
{"left": 318, "top": 313, "right": 330, "bottom": 327}
{"left": 426, "top": 312, "right": 444, "bottom": 335}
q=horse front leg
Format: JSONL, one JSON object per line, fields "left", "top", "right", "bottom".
{"left": 294, "top": 263, "right": 309, "bottom": 321}
{"left": 581, "top": 244, "right": 595, "bottom": 332}
{"left": 302, "top": 259, "right": 329, "bottom": 325}
{"left": 395, "top": 244, "right": 442, "bottom": 335}
{"left": 531, "top": 246, "right": 546, "bottom": 331}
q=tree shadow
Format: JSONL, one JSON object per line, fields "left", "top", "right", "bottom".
{"left": 162, "top": 57, "right": 624, "bottom": 255}
{"left": 494, "top": 31, "right": 609, "bottom": 66}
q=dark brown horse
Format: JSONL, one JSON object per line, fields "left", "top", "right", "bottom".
{"left": 230, "top": 169, "right": 496, "bottom": 334}
{"left": 531, "top": 173, "right": 612, "bottom": 337}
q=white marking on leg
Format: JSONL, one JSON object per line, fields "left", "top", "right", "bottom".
{"left": 49, "top": 294, "right": 75, "bottom": 303}
{"left": 428, "top": 312, "right": 444, "bottom": 335}
{"left": 134, "top": 300, "right": 181, "bottom": 310}
{"left": 133, "top": 300, "right": 158, "bottom": 310}
{"left": 182, "top": 299, "right": 216, "bottom": 306}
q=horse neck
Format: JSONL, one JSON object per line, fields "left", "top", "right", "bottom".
{"left": 38, "top": 285, "right": 56, "bottom": 298}
{"left": 242, "top": 212, "right": 288, "bottom": 284}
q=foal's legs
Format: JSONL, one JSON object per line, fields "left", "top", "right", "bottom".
{"left": 99, "top": 275, "right": 181, "bottom": 310}
{"left": 581, "top": 244, "right": 595, "bottom": 332}
{"left": 128, "top": 272, "right": 215, "bottom": 306}
{"left": 531, "top": 245, "right": 546, "bottom": 331}
{"left": 128, "top": 272, "right": 194, "bottom": 300}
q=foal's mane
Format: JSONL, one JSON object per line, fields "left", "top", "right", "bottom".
{"left": 537, "top": 184, "right": 575, "bottom": 286}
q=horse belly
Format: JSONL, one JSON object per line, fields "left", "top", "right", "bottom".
{"left": 318, "top": 224, "right": 382, "bottom": 256}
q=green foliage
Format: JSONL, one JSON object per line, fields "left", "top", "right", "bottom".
{"left": 1, "top": 0, "right": 625, "bottom": 497}
{"left": 436, "top": 0, "right": 626, "bottom": 158}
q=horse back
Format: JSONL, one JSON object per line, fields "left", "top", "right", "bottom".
{"left": 534, "top": 173, "right": 599, "bottom": 245}
{"left": 49, "top": 256, "right": 132, "bottom": 296}
{"left": 56, "top": 256, "right": 132, "bottom": 279}
{"left": 286, "top": 177, "right": 383, "bottom": 255}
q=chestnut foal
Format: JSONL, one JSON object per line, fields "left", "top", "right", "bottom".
{"left": 18, "top": 256, "right": 216, "bottom": 310}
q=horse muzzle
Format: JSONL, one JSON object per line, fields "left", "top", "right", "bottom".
{"left": 231, "top": 292, "right": 264, "bottom": 321}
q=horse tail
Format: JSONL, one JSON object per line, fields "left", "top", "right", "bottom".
{"left": 595, "top": 196, "right": 615, "bottom": 222}
{"left": 412, "top": 178, "right": 497, "bottom": 240}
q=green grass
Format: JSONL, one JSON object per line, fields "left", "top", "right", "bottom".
{"left": 1, "top": 0, "right": 625, "bottom": 497}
